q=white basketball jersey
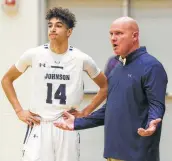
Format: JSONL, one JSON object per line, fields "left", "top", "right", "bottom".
{"left": 15, "top": 44, "right": 100, "bottom": 118}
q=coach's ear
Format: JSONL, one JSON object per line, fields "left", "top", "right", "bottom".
{"left": 67, "top": 28, "right": 73, "bottom": 37}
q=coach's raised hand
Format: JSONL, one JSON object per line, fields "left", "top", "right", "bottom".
{"left": 16, "top": 110, "right": 40, "bottom": 126}
{"left": 137, "top": 118, "right": 161, "bottom": 136}
{"left": 54, "top": 111, "right": 75, "bottom": 130}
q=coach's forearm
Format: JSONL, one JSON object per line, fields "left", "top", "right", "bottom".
{"left": 74, "top": 106, "right": 106, "bottom": 130}
{"left": 1, "top": 77, "right": 23, "bottom": 113}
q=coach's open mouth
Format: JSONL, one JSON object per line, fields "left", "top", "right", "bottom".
{"left": 113, "top": 44, "right": 118, "bottom": 48}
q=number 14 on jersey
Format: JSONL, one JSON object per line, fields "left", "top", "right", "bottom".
{"left": 46, "top": 83, "right": 66, "bottom": 105}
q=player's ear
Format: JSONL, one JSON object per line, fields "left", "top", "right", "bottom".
{"left": 67, "top": 28, "right": 73, "bottom": 37}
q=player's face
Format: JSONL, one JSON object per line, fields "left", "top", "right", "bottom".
{"left": 48, "top": 18, "right": 72, "bottom": 43}
{"left": 109, "top": 22, "right": 136, "bottom": 57}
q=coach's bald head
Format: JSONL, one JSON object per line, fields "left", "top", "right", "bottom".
{"left": 113, "top": 17, "right": 139, "bottom": 32}
{"left": 109, "top": 17, "right": 140, "bottom": 57}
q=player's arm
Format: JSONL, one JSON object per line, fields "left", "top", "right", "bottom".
{"left": 138, "top": 64, "right": 168, "bottom": 136}
{"left": 81, "top": 72, "right": 107, "bottom": 116}
{"left": 1, "top": 65, "right": 23, "bottom": 114}
{"left": 1, "top": 51, "right": 40, "bottom": 126}
{"left": 79, "top": 55, "right": 108, "bottom": 117}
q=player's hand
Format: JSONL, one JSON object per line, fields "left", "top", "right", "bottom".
{"left": 16, "top": 110, "right": 40, "bottom": 126}
{"left": 69, "top": 110, "right": 85, "bottom": 118}
{"left": 67, "top": 108, "right": 88, "bottom": 118}
{"left": 54, "top": 111, "right": 74, "bottom": 130}
{"left": 65, "top": 108, "right": 83, "bottom": 118}
{"left": 137, "top": 118, "right": 161, "bottom": 137}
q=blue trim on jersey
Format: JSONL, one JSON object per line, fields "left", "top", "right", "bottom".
{"left": 44, "top": 43, "right": 48, "bottom": 49}
{"left": 69, "top": 45, "right": 73, "bottom": 51}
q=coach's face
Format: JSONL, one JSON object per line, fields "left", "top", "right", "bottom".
{"left": 48, "top": 18, "right": 72, "bottom": 43}
{"left": 109, "top": 20, "right": 138, "bottom": 57}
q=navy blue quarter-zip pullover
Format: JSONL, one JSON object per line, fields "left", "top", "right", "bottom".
{"left": 74, "top": 47, "right": 168, "bottom": 161}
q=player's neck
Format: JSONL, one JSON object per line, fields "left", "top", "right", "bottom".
{"left": 50, "top": 41, "right": 68, "bottom": 54}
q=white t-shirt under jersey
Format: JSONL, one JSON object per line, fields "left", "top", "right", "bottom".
{"left": 15, "top": 44, "right": 100, "bottom": 119}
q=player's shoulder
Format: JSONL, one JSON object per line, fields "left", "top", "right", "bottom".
{"left": 69, "top": 46, "right": 91, "bottom": 60}
{"left": 24, "top": 43, "right": 50, "bottom": 57}
{"left": 24, "top": 43, "right": 48, "bottom": 53}
{"left": 33, "top": 43, "right": 49, "bottom": 53}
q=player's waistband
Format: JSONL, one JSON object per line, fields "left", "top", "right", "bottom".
{"left": 38, "top": 108, "right": 76, "bottom": 123}
{"left": 40, "top": 114, "right": 63, "bottom": 123}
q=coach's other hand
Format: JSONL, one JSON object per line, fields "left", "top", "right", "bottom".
{"left": 16, "top": 110, "right": 40, "bottom": 126}
{"left": 54, "top": 111, "right": 74, "bottom": 130}
{"left": 137, "top": 118, "right": 161, "bottom": 137}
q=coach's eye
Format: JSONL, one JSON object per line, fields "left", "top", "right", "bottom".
{"left": 116, "top": 32, "right": 123, "bottom": 35}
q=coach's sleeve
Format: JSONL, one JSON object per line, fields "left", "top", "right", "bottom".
{"left": 15, "top": 49, "right": 34, "bottom": 73}
{"left": 143, "top": 64, "right": 168, "bottom": 128}
{"left": 74, "top": 104, "right": 106, "bottom": 130}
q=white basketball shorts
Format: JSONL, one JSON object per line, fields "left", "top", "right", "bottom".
{"left": 22, "top": 120, "right": 80, "bottom": 161}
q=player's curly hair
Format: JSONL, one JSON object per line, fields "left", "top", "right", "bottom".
{"left": 46, "top": 7, "right": 77, "bottom": 29}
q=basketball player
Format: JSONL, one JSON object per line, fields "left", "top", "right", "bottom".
{"left": 1, "top": 7, "right": 107, "bottom": 161}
